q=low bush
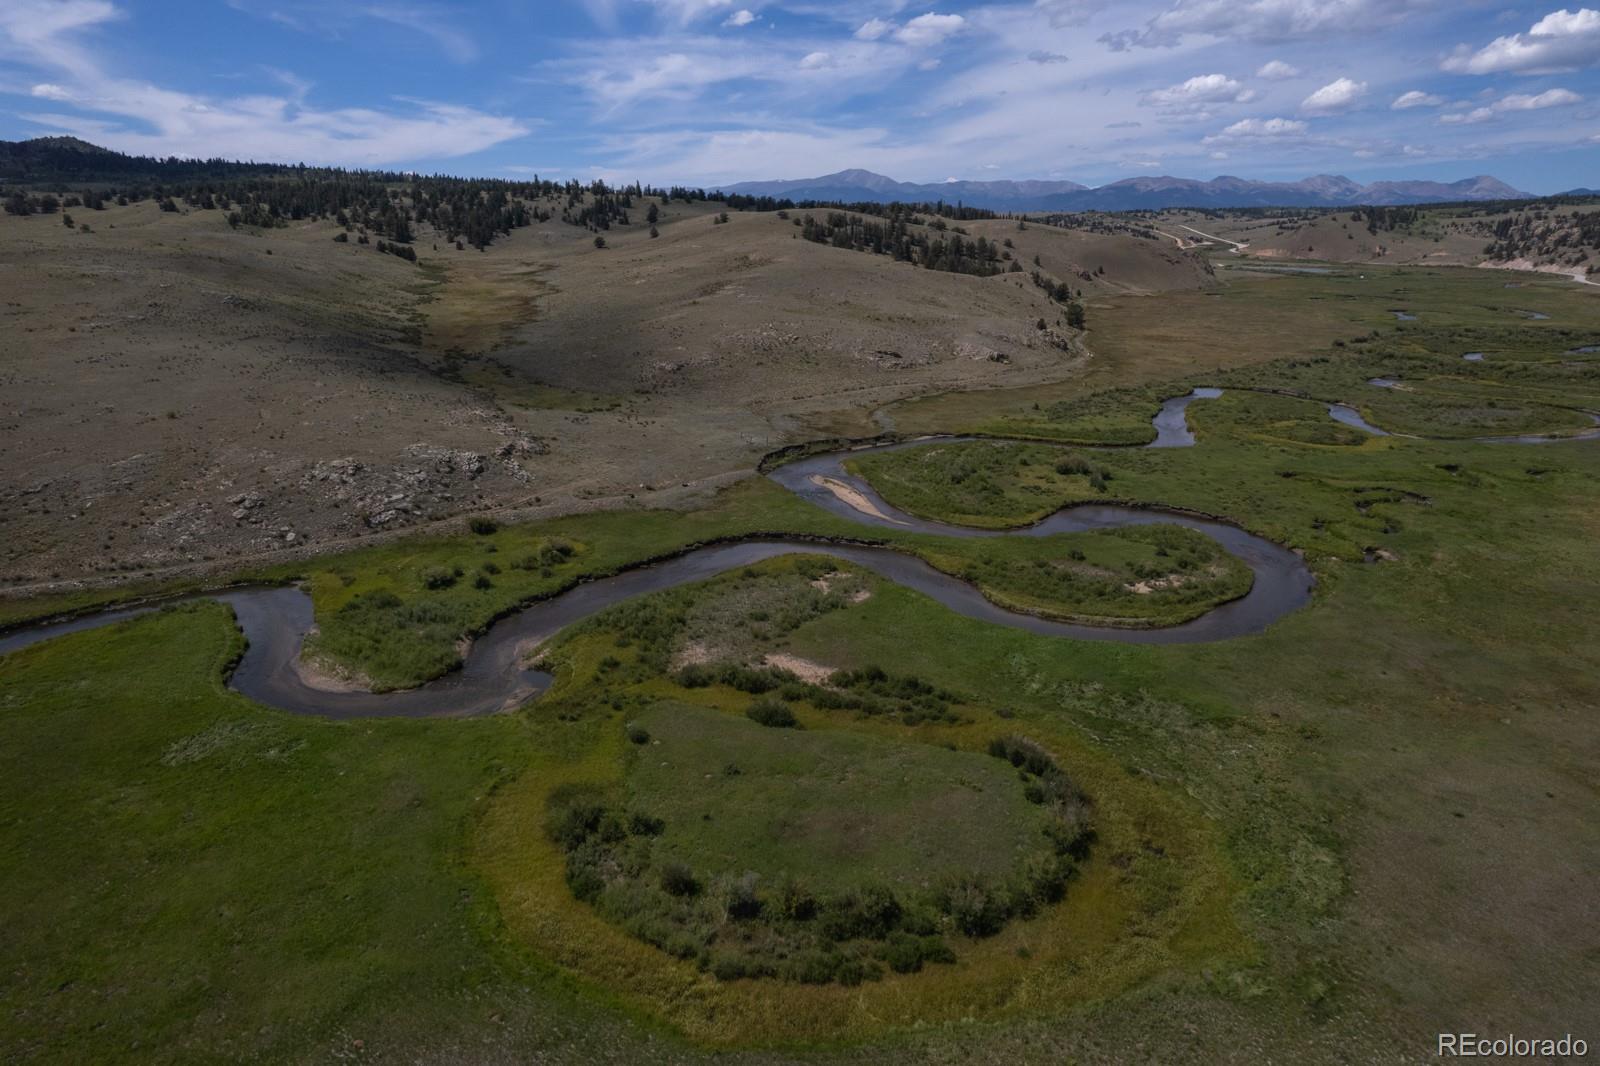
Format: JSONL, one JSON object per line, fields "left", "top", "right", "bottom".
{"left": 878, "top": 932, "right": 957, "bottom": 974}
{"left": 745, "top": 698, "right": 798, "bottom": 729}
{"left": 987, "top": 734, "right": 1094, "bottom": 860}
{"left": 676, "top": 661, "right": 961, "bottom": 724}
{"left": 627, "top": 811, "right": 664, "bottom": 836}
{"left": 659, "top": 861, "right": 699, "bottom": 897}
{"left": 772, "top": 877, "right": 818, "bottom": 921}
{"left": 937, "top": 874, "right": 1009, "bottom": 937}
{"left": 421, "top": 566, "right": 456, "bottom": 590}
{"left": 339, "top": 589, "right": 403, "bottom": 614}
{"left": 720, "top": 872, "right": 763, "bottom": 920}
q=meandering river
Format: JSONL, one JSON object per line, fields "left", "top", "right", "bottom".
{"left": 3, "top": 385, "right": 1590, "bottom": 717}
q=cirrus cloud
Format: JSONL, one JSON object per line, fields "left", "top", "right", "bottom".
{"left": 2, "top": 0, "right": 526, "bottom": 164}
{"left": 1100, "top": 0, "right": 1431, "bottom": 50}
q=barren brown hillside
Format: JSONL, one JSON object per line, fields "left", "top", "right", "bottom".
{"left": 0, "top": 195, "right": 1212, "bottom": 590}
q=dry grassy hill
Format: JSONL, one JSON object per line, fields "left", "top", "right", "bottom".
{"left": 0, "top": 191, "right": 1213, "bottom": 589}
{"left": 1152, "top": 201, "right": 1600, "bottom": 283}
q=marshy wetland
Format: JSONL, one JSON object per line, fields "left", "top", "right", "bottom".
{"left": 3, "top": 256, "right": 1599, "bottom": 1063}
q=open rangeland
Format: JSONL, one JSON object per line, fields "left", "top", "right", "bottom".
{"left": 0, "top": 193, "right": 1212, "bottom": 598}
{"left": 4, "top": 268, "right": 1599, "bottom": 1061}
{"left": 3, "top": 159, "right": 1599, "bottom": 1064}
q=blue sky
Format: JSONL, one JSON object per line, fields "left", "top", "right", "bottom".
{"left": 1, "top": 1, "right": 1598, "bottom": 192}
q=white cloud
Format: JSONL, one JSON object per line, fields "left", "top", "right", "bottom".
{"left": 895, "top": 13, "right": 965, "bottom": 47}
{"left": 25, "top": 99, "right": 528, "bottom": 165}
{"left": 0, "top": 0, "right": 526, "bottom": 164}
{"left": 1301, "top": 76, "right": 1367, "bottom": 113}
{"left": 0, "top": 1, "right": 117, "bottom": 82}
{"left": 575, "top": 48, "right": 764, "bottom": 106}
{"left": 1206, "top": 116, "right": 1308, "bottom": 140}
{"left": 553, "top": 25, "right": 927, "bottom": 114}
{"left": 1101, "top": 0, "right": 1429, "bottom": 49}
{"left": 1034, "top": 0, "right": 1109, "bottom": 27}
{"left": 855, "top": 17, "right": 892, "bottom": 40}
{"left": 1255, "top": 59, "right": 1299, "bottom": 80}
{"left": 1439, "top": 87, "right": 1583, "bottom": 123}
{"left": 360, "top": 4, "right": 478, "bottom": 63}
{"left": 223, "top": 2, "right": 482, "bottom": 62}
{"left": 1142, "top": 73, "right": 1256, "bottom": 109}
{"left": 1443, "top": 8, "right": 1600, "bottom": 74}
{"left": 640, "top": 0, "right": 734, "bottom": 25}
{"left": 598, "top": 123, "right": 907, "bottom": 185}
{"left": 1501, "top": 87, "right": 1583, "bottom": 108}
{"left": 1, "top": 0, "right": 116, "bottom": 45}
{"left": 723, "top": 8, "right": 754, "bottom": 26}
{"left": 1391, "top": 90, "right": 1444, "bottom": 109}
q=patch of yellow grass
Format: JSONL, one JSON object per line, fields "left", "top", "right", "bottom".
{"left": 423, "top": 257, "right": 553, "bottom": 354}
{"left": 469, "top": 644, "right": 1247, "bottom": 1048}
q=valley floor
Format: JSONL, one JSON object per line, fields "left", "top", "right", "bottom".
{"left": 2, "top": 220, "right": 1599, "bottom": 1062}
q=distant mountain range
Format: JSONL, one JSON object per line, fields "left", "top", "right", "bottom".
{"left": 0, "top": 138, "right": 1549, "bottom": 211}
{"left": 719, "top": 168, "right": 1534, "bottom": 211}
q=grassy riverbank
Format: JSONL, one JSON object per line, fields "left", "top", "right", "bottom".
{"left": 4, "top": 271, "right": 1600, "bottom": 1061}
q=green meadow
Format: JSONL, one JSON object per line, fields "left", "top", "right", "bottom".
{"left": 3, "top": 267, "right": 1599, "bottom": 1062}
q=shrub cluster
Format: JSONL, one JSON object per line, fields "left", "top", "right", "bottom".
{"left": 953, "top": 525, "right": 1245, "bottom": 621}
{"left": 545, "top": 728, "right": 1093, "bottom": 985}
{"left": 570, "top": 558, "right": 868, "bottom": 687}
{"left": 509, "top": 537, "right": 574, "bottom": 571}
{"left": 676, "top": 662, "right": 961, "bottom": 725}
{"left": 745, "top": 698, "right": 799, "bottom": 728}
{"left": 421, "top": 566, "right": 457, "bottom": 590}
{"left": 1053, "top": 453, "right": 1113, "bottom": 492}
{"left": 987, "top": 735, "right": 1095, "bottom": 860}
